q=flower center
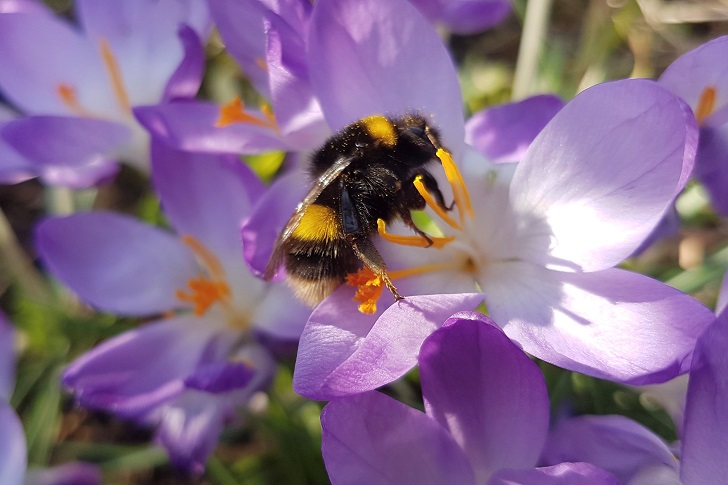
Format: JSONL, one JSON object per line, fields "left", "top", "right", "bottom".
{"left": 56, "top": 38, "right": 132, "bottom": 119}
{"left": 695, "top": 86, "right": 716, "bottom": 126}
{"left": 175, "top": 235, "right": 234, "bottom": 317}
{"left": 347, "top": 148, "right": 475, "bottom": 313}
{"left": 215, "top": 96, "right": 278, "bottom": 130}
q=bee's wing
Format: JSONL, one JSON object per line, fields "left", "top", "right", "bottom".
{"left": 264, "top": 155, "right": 356, "bottom": 280}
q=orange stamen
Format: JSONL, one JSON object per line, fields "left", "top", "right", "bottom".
{"left": 255, "top": 57, "right": 269, "bottom": 72}
{"left": 176, "top": 276, "right": 231, "bottom": 316}
{"left": 377, "top": 219, "right": 454, "bottom": 249}
{"left": 215, "top": 96, "right": 278, "bottom": 129}
{"left": 99, "top": 37, "right": 132, "bottom": 116}
{"left": 438, "top": 148, "right": 473, "bottom": 222}
{"left": 56, "top": 84, "right": 96, "bottom": 117}
{"left": 696, "top": 86, "right": 717, "bottom": 126}
{"left": 176, "top": 235, "right": 233, "bottom": 316}
{"left": 413, "top": 175, "right": 462, "bottom": 230}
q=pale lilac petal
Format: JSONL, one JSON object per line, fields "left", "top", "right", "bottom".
{"left": 411, "top": 0, "right": 511, "bottom": 34}
{"left": 37, "top": 161, "right": 119, "bottom": 189}
{"left": 483, "top": 263, "right": 715, "bottom": 384}
{"left": 75, "top": 0, "right": 210, "bottom": 107}
{"left": 717, "top": 270, "right": 728, "bottom": 317}
{"left": 24, "top": 463, "right": 101, "bottom": 485}
{"left": 293, "top": 291, "right": 483, "bottom": 400}
{"left": 151, "top": 141, "right": 264, "bottom": 263}
{"left": 265, "top": 16, "right": 329, "bottom": 150}
{"left": 693, "top": 124, "right": 728, "bottom": 215}
{"left": 0, "top": 312, "right": 15, "bottom": 400}
{"left": 35, "top": 212, "right": 199, "bottom": 316}
{"left": 488, "top": 463, "right": 620, "bottom": 485}
{"left": 680, "top": 314, "right": 728, "bottom": 484}
{"left": 308, "top": 0, "right": 465, "bottom": 155}
{"left": 0, "top": 0, "right": 47, "bottom": 14}
{"left": 634, "top": 374, "right": 689, "bottom": 436}
{"left": 154, "top": 391, "right": 226, "bottom": 475}
{"left": 658, "top": 36, "right": 728, "bottom": 125}
{"left": 251, "top": 284, "right": 309, "bottom": 340}
{"left": 420, "top": 314, "right": 548, "bottom": 482}
{"left": 0, "top": 401, "right": 25, "bottom": 485}
{"left": 1, "top": 116, "right": 130, "bottom": 169}
{"left": 133, "top": 102, "right": 286, "bottom": 154}
{"left": 0, "top": 11, "right": 106, "bottom": 114}
{"left": 62, "top": 316, "right": 235, "bottom": 419}
{"left": 541, "top": 415, "right": 678, "bottom": 484}
{"left": 321, "top": 391, "right": 476, "bottom": 485}
{"left": 162, "top": 25, "right": 205, "bottom": 102}
{"left": 511, "top": 79, "right": 697, "bottom": 271}
{"left": 465, "top": 95, "right": 564, "bottom": 164}
{"left": 241, "top": 170, "right": 310, "bottom": 278}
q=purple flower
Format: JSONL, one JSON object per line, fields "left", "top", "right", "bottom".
{"left": 408, "top": 0, "right": 511, "bottom": 34}
{"left": 0, "top": 0, "right": 209, "bottom": 186}
{"left": 321, "top": 313, "right": 619, "bottom": 485}
{"left": 35, "top": 143, "right": 310, "bottom": 472}
{"left": 541, "top": 270, "right": 728, "bottom": 484}
{"left": 0, "top": 312, "right": 101, "bottom": 485}
{"left": 264, "top": 0, "right": 716, "bottom": 400}
{"left": 659, "top": 36, "right": 728, "bottom": 215}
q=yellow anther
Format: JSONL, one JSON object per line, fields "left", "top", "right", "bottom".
{"left": 99, "top": 37, "right": 132, "bottom": 116}
{"left": 377, "top": 219, "right": 454, "bottom": 249}
{"left": 438, "top": 148, "right": 473, "bottom": 222}
{"left": 215, "top": 96, "right": 278, "bottom": 129}
{"left": 696, "top": 86, "right": 717, "bottom": 126}
{"left": 413, "top": 175, "right": 462, "bottom": 230}
{"left": 176, "top": 276, "right": 231, "bottom": 316}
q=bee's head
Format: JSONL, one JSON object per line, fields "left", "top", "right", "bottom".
{"left": 395, "top": 114, "right": 445, "bottom": 165}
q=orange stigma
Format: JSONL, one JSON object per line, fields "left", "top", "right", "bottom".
{"left": 215, "top": 96, "right": 278, "bottom": 129}
{"left": 696, "top": 86, "right": 717, "bottom": 126}
{"left": 56, "top": 84, "right": 95, "bottom": 117}
{"left": 175, "top": 235, "right": 233, "bottom": 316}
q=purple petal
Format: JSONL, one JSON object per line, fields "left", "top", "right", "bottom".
{"left": 162, "top": 25, "right": 205, "bottom": 102}
{"left": 0, "top": 11, "right": 104, "bottom": 114}
{"left": 693, "top": 124, "right": 728, "bottom": 215}
{"left": 658, "top": 36, "right": 728, "bottom": 126}
{"left": 35, "top": 212, "right": 199, "bottom": 316}
{"left": 511, "top": 79, "right": 698, "bottom": 271}
{"left": 0, "top": 115, "right": 35, "bottom": 184}
{"left": 0, "top": 0, "right": 48, "bottom": 14}
{"left": 0, "top": 401, "right": 26, "bottom": 485}
{"left": 717, "top": 270, "right": 728, "bottom": 317}
{"left": 184, "top": 361, "right": 254, "bottom": 394}
{"left": 465, "top": 95, "right": 564, "bottom": 164}
{"left": 74, "top": 0, "right": 210, "bottom": 107}
{"left": 307, "top": 0, "right": 465, "bottom": 156}
{"left": 37, "top": 161, "right": 119, "bottom": 189}
{"left": 0, "top": 312, "right": 15, "bottom": 400}
{"left": 134, "top": 102, "right": 286, "bottom": 154}
{"left": 24, "top": 463, "right": 101, "bottom": 485}
{"left": 2, "top": 116, "right": 129, "bottom": 169}
{"left": 293, "top": 291, "right": 483, "bottom": 400}
{"left": 321, "top": 391, "right": 476, "bottom": 485}
{"left": 151, "top": 141, "right": 264, "bottom": 263}
{"left": 420, "top": 313, "right": 548, "bottom": 483}
{"left": 483, "top": 263, "right": 715, "bottom": 384}
{"left": 265, "top": 16, "right": 329, "bottom": 150}
{"left": 62, "top": 316, "right": 235, "bottom": 419}
{"left": 488, "top": 463, "right": 620, "bottom": 485}
{"left": 154, "top": 391, "right": 226, "bottom": 475}
{"left": 541, "top": 415, "right": 678, "bottom": 484}
{"left": 680, "top": 313, "right": 728, "bottom": 484}
{"left": 241, "top": 170, "right": 310, "bottom": 278}
{"left": 251, "top": 284, "right": 309, "bottom": 340}
{"left": 430, "top": 0, "right": 511, "bottom": 34}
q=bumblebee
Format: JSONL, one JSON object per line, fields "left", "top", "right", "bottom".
{"left": 264, "top": 113, "right": 451, "bottom": 307}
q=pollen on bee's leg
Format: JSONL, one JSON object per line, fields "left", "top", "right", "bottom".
{"left": 437, "top": 148, "right": 473, "bottom": 222}
{"left": 377, "top": 219, "right": 454, "bottom": 249}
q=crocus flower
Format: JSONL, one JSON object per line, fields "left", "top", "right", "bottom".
{"left": 35, "top": 142, "right": 310, "bottom": 472}
{"left": 408, "top": 0, "right": 511, "bottom": 35}
{"left": 541, "top": 287, "right": 728, "bottom": 485}
{"left": 659, "top": 36, "right": 728, "bottom": 215}
{"left": 0, "top": 0, "right": 209, "bottom": 186}
{"left": 321, "top": 312, "right": 619, "bottom": 485}
{"left": 234, "top": 0, "right": 717, "bottom": 400}
{"left": 0, "top": 312, "right": 101, "bottom": 485}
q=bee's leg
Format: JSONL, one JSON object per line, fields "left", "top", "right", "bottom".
{"left": 397, "top": 210, "right": 434, "bottom": 248}
{"left": 415, "top": 171, "right": 454, "bottom": 211}
{"left": 341, "top": 186, "right": 403, "bottom": 300}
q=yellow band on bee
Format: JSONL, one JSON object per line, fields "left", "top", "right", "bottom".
{"left": 292, "top": 204, "right": 340, "bottom": 241}
{"left": 362, "top": 115, "right": 397, "bottom": 146}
